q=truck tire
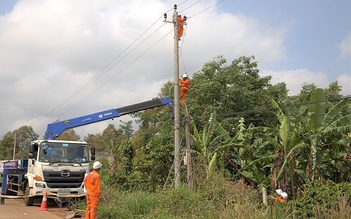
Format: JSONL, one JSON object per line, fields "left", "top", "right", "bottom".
{"left": 24, "top": 182, "right": 35, "bottom": 206}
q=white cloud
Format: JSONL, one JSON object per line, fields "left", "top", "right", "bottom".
{"left": 182, "top": 12, "right": 288, "bottom": 70}
{"left": 260, "top": 69, "right": 329, "bottom": 96}
{"left": 337, "top": 33, "right": 351, "bottom": 60}
{"left": 337, "top": 74, "right": 351, "bottom": 96}
{"left": 0, "top": 0, "right": 321, "bottom": 139}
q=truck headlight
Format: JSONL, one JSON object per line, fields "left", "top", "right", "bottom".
{"left": 35, "top": 183, "right": 46, "bottom": 188}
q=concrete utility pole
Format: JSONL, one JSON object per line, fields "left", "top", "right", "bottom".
{"left": 164, "top": 4, "right": 181, "bottom": 187}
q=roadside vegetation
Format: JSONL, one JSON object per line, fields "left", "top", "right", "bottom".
{"left": 1, "top": 56, "right": 350, "bottom": 218}
{"left": 77, "top": 168, "right": 351, "bottom": 218}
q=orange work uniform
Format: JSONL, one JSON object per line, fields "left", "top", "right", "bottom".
{"left": 84, "top": 170, "right": 101, "bottom": 219}
{"left": 179, "top": 77, "right": 190, "bottom": 104}
{"left": 271, "top": 195, "right": 286, "bottom": 203}
{"left": 178, "top": 15, "right": 184, "bottom": 39}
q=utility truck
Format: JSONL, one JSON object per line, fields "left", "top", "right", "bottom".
{"left": 0, "top": 98, "right": 173, "bottom": 207}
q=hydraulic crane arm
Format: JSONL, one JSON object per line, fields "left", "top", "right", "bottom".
{"left": 45, "top": 97, "right": 173, "bottom": 140}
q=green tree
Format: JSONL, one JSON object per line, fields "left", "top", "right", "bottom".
{"left": 58, "top": 129, "right": 80, "bottom": 141}
{"left": 85, "top": 133, "right": 106, "bottom": 152}
{"left": 105, "top": 121, "right": 133, "bottom": 174}
{"left": 0, "top": 126, "right": 39, "bottom": 159}
{"left": 129, "top": 94, "right": 174, "bottom": 190}
{"left": 187, "top": 55, "right": 287, "bottom": 138}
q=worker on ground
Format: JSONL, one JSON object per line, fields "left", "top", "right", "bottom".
{"left": 270, "top": 189, "right": 287, "bottom": 203}
{"left": 178, "top": 15, "right": 187, "bottom": 40}
{"left": 84, "top": 161, "right": 102, "bottom": 219}
{"left": 179, "top": 73, "right": 190, "bottom": 105}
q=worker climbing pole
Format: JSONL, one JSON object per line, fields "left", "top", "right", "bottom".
{"left": 179, "top": 73, "right": 190, "bottom": 105}
{"left": 176, "top": 9, "right": 189, "bottom": 105}
{"left": 177, "top": 15, "right": 187, "bottom": 40}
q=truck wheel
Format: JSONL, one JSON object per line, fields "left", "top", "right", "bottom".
{"left": 24, "top": 182, "right": 35, "bottom": 206}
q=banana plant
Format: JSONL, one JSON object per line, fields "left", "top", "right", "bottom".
{"left": 191, "top": 112, "right": 231, "bottom": 179}
{"left": 103, "top": 138, "right": 123, "bottom": 173}
{"left": 273, "top": 88, "right": 351, "bottom": 189}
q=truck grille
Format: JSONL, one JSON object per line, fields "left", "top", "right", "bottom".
{"left": 43, "top": 170, "right": 85, "bottom": 188}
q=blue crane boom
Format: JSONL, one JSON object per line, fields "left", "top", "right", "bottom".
{"left": 45, "top": 97, "right": 173, "bottom": 140}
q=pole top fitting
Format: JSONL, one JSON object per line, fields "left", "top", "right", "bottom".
{"left": 174, "top": 4, "right": 177, "bottom": 10}
{"left": 164, "top": 13, "right": 167, "bottom": 21}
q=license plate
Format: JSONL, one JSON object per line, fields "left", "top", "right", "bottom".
{"left": 57, "top": 189, "right": 70, "bottom": 194}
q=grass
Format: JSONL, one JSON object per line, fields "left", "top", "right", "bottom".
{"left": 77, "top": 171, "right": 351, "bottom": 219}
{"left": 79, "top": 187, "right": 351, "bottom": 219}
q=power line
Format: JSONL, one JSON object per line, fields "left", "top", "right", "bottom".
{"left": 32, "top": 0, "right": 217, "bottom": 127}
{"left": 187, "top": 0, "right": 225, "bottom": 19}
{"left": 30, "top": 1, "right": 227, "bottom": 132}
{"left": 30, "top": 6, "right": 177, "bottom": 131}
{"left": 33, "top": 28, "right": 174, "bottom": 131}
{"left": 1, "top": 91, "right": 349, "bottom": 113}
{"left": 180, "top": 0, "right": 203, "bottom": 14}
{"left": 187, "top": 95, "right": 351, "bottom": 122}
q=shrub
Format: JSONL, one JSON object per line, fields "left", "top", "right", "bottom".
{"left": 290, "top": 181, "right": 351, "bottom": 218}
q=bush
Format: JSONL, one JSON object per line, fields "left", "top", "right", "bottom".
{"left": 290, "top": 181, "right": 351, "bottom": 218}
{"left": 92, "top": 172, "right": 351, "bottom": 219}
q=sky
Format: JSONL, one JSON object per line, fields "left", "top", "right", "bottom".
{"left": 0, "top": 0, "right": 350, "bottom": 140}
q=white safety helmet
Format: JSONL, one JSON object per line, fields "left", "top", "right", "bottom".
{"left": 182, "top": 74, "right": 188, "bottom": 78}
{"left": 281, "top": 192, "right": 288, "bottom": 199}
{"left": 275, "top": 189, "right": 283, "bottom": 196}
{"left": 93, "top": 161, "right": 102, "bottom": 170}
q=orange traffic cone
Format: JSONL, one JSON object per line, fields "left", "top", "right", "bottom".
{"left": 39, "top": 191, "right": 48, "bottom": 211}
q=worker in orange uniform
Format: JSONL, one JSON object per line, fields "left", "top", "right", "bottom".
{"left": 177, "top": 15, "right": 187, "bottom": 40}
{"left": 270, "top": 189, "right": 287, "bottom": 203}
{"left": 179, "top": 74, "right": 190, "bottom": 104}
{"left": 84, "top": 161, "right": 102, "bottom": 219}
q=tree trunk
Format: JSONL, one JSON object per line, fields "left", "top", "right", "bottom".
{"left": 110, "top": 155, "right": 118, "bottom": 173}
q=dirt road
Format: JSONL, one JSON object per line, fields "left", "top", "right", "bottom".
{"left": 0, "top": 198, "right": 77, "bottom": 219}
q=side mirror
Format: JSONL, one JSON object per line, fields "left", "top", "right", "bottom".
{"left": 29, "top": 144, "right": 35, "bottom": 153}
{"left": 29, "top": 142, "right": 38, "bottom": 153}
{"left": 29, "top": 142, "right": 38, "bottom": 159}
{"left": 91, "top": 146, "right": 95, "bottom": 161}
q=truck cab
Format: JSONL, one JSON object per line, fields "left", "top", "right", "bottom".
{"left": 23, "top": 140, "right": 94, "bottom": 205}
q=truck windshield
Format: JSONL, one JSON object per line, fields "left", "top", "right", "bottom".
{"left": 38, "top": 142, "right": 89, "bottom": 164}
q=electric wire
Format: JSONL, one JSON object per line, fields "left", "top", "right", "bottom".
{"left": 31, "top": 0, "right": 225, "bottom": 131}
{"left": 33, "top": 27, "right": 174, "bottom": 131}
{"left": 179, "top": 0, "right": 229, "bottom": 75}
{"left": 1, "top": 95, "right": 349, "bottom": 111}
{"left": 3, "top": 0, "right": 228, "bottom": 136}
{"left": 30, "top": 5, "right": 178, "bottom": 131}
{"left": 179, "top": 26, "right": 188, "bottom": 74}
{"left": 187, "top": 0, "right": 225, "bottom": 19}
{"left": 179, "top": 0, "right": 202, "bottom": 14}
{"left": 32, "top": 0, "right": 202, "bottom": 131}
{"left": 32, "top": 23, "right": 166, "bottom": 127}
